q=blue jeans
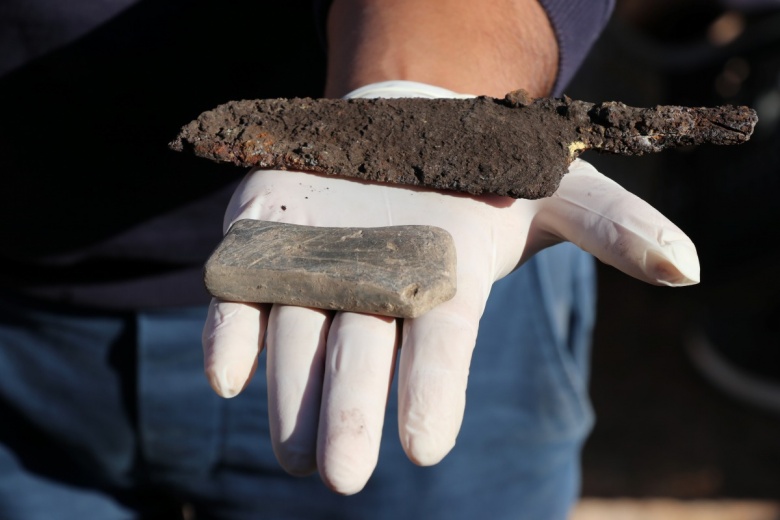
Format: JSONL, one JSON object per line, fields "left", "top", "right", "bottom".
{"left": 0, "top": 244, "right": 595, "bottom": 520}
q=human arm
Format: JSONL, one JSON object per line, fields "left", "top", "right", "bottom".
{"left": 324, "top": 0, "right": 558, "bottom": 98}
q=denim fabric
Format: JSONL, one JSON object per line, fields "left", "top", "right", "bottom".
{"left": 0, "top": 243, "right": 595, "bottom": 520}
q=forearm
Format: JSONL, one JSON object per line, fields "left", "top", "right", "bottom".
{"left": 324, "top": 0, "right": 559, "bottom": 98}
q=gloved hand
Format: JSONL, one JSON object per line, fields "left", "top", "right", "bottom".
{"left": 202, "top": 81, "right": 699, "bottom": 495}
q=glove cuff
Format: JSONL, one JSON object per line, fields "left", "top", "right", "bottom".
{"left": 343, "top": 80, "right": 475, "bottom": 100}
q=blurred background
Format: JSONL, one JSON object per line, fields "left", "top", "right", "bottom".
{"left": 565, "top": 0, "right": 780, "bottom": 517}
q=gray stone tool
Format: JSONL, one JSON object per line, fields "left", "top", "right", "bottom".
{"left": 205, "top": 220, "right": 457, "bottom": 318}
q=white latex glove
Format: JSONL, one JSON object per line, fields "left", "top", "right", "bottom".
{"left": 202, "top": 81, "right": 699, "bottom": 495}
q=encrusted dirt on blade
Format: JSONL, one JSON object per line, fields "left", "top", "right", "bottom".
{"left": 171, "top": 93, "right": 757, "bottom": 199}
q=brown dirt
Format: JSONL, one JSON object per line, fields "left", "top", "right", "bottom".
{"left": 170, "top": 94, "right": 756, "bottom": 200}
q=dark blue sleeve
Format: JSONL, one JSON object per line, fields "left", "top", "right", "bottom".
{"left": 313, "top": 0, "right": 615, "bottom": 95}
{"left": 540, "top": 0, "right": 615, "bottom": 94}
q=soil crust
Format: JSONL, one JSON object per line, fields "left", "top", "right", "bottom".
{"left": 171, "top": 93, "right": 756, "bottom": 199}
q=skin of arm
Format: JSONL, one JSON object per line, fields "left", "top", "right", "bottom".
{"left": 324, "top": 0, "right": 559, "bottom": 99}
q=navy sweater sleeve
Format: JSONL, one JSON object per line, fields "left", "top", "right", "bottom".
{"left": 541, "top": 0, "right": 615, "bottom": 94}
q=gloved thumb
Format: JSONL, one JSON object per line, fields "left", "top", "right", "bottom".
{"left": 532, "top": 160, "right": 700, "bottom": 286}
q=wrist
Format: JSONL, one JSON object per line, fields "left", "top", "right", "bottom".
{"left": 324, "top": 0, "right": 558, "bottom": 99}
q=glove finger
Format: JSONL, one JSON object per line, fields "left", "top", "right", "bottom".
{"left": 317, "top": 312, "right": 398, "bottom": 495}
{"left": 536, "top": 160, "right": 700, "bottom": 286}
{"left": 202, "top": 298, "right": 269, "bottom": 397}
{"left": 266, "top": 304, "right": 331, "bottom": 476}
{"left": 397, "top": 289, "right": 483, "bottom": 466}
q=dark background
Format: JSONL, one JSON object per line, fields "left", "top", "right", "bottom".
{"left": 566, "top": 0, "right": 780, "bottom": 500}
